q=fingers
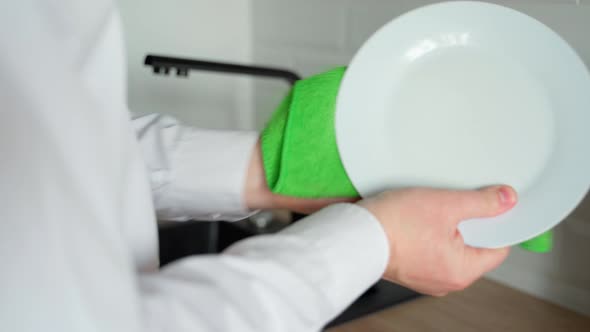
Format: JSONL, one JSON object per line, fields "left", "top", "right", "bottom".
{"left": 447, "top": 185, "right": 518, "bottom": 221}
{"left": 462, "top": 246, "right": 510, "bottom": 282}
{"left": 445, "top": 186, "right": 514, "bottom": 285}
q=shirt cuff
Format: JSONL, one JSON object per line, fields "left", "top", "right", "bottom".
{"left": 156, "top": 128, "right": 259, "bottom": 221}
{"left": 280, "top": 203, "right": 389, "bottom": 312}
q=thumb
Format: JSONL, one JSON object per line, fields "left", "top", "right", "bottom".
{"left": 448, "top": 185, "right": 517, "bottom": 222}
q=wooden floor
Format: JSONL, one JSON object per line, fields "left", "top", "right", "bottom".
{"left": 328, "top": 279, "right": 590, "bottom": 332}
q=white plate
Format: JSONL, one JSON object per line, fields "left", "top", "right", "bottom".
{"left": 336, "top": 1, "right": 590, "bottom": 248}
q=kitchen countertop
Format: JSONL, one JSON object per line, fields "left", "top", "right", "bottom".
{"left": 328, "top": 279, "right": 590, "bottom": 332}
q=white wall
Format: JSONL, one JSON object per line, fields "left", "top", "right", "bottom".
{"left": 252, "top": 0, "right": 590, "bottom": 316}
{"left": 118, "top": 0, "right": 254, "bottom": 129}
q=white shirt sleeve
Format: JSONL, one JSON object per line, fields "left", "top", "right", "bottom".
{"left": 0, "top": 2, "right": 392, "bottom": 332}
{"left": 140, "top": 204, "right": 390, "bottom": 332}
{"left": 132, "top": 113, "right": 259, "bottom": 221}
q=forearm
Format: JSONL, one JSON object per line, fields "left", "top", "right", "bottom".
{"left": 133, "top": 113, "right": 258, "bottom": 221}
{"left": 133, "top": 113, "right": 355, "bottom": 218}
{"left": 140, "top": 204, "right": 388, "bottom": 332}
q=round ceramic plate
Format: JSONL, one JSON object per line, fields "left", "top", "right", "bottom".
{"left": 336, "top": 1, "right": 590, "bottom": 248}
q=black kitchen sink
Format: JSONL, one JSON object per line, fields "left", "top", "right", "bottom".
{"left": 158, "top": 219, "right": 419, "bottom": 327}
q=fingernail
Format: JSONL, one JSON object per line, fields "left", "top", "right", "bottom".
{"left": 498, "top": 187, "right": 513, "bottom": 206}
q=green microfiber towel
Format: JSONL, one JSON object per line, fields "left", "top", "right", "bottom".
{"left": 261, "top": 67, "right": 357, "bottom": 198}
{"left": 261, "top": 66, "right": 552, "bottom": 252}
{"left": 519, "top": 231, "right": 553, "bottom": 253}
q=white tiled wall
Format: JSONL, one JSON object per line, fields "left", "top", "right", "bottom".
{"left": 252, "top": 0, "right": 590, "bottom": 316}
{"left": 119, "top": 0, "right": 253, "bottom": 130}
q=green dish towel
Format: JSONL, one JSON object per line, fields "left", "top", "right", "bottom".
{"left": 261, "top": 66, "right": 552, "bottom": 252}
{"left": 519, "top": 231, "right": 552, "bottom": 253}
{"left": 261, "top": 67, "right": 357, "bottom": 198}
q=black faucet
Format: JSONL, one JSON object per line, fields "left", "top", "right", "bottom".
{"left": 144, "top": 54, "right": 301, "bottom": 85}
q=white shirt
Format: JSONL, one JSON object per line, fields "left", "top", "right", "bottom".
{"left": 0, "top": 1, "right": 389, "bottom": 331}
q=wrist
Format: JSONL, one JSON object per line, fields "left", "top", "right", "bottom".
{"left": 244, "top": 140, "right": 276, "bottom": 210}
{"left": 244, "top": 139, "right": 360, "bottom": 214}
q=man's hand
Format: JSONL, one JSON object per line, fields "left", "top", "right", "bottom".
{"left": 244, "top": 141, "right": 357, "bottom": 213}
{"left": 360, "top": 186, "right": 517, "bottom": 296}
